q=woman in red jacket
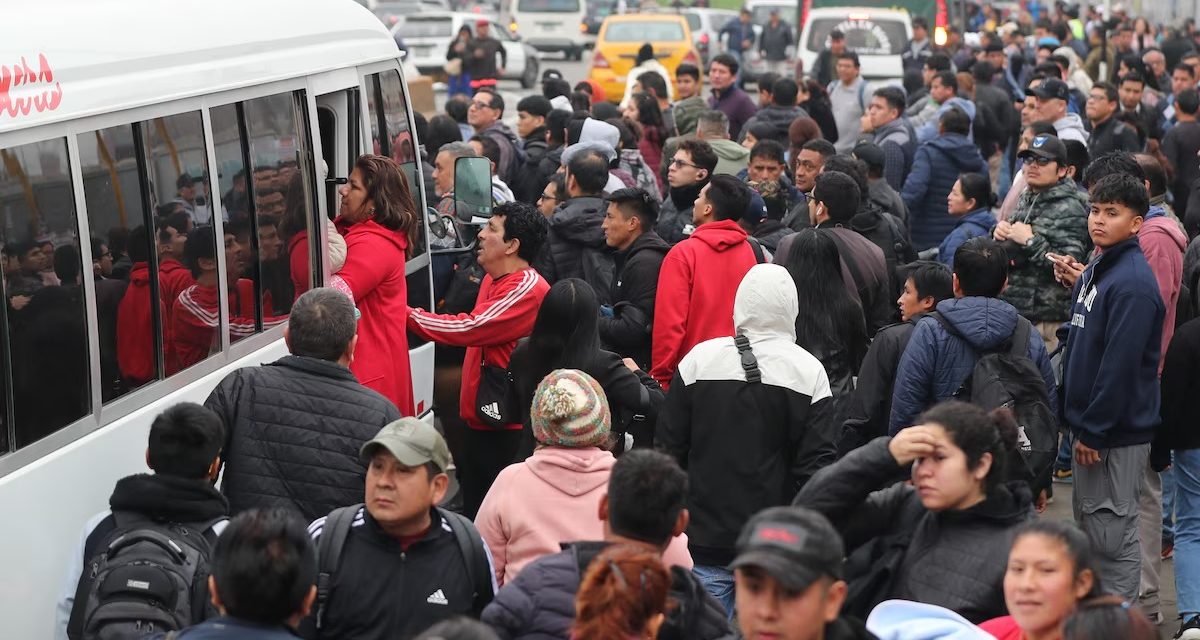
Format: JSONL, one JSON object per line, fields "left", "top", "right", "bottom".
{"left": 330, "top": 155, "right": 419, "bottom": 415}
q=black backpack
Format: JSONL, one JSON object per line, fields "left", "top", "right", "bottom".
{"left": 931, "top": 314, "right": 1058, "bottom": 492}
{"left": 67, "top": 512, "right": 224, "bottom": 640}
{"left": 313, "top": 505, "right": 493, "bottom": 630}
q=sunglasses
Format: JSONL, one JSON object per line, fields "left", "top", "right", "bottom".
{"left": 1026, "top": 156, "right": 1057, "bottom": 166}
{"left": 670, "top": 158, "right": 699, "bottom": 169}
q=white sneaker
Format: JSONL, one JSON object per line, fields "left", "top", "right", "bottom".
{"left": 1175, "top": 615, "right": 1200, "bottom": 639}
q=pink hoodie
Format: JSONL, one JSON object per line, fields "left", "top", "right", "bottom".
{"left": 1139, "top": 215, "right": 1188, "bottom": 372}
{"left": 475, "top": 447, "right": 693, "bottom": 586}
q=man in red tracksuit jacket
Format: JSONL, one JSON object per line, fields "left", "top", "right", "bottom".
{"left": 408, "top": 202, "right": 550, "bottom": 517}
{"left": 171, "top": 225, "right": 284, "bottom": 371}
{"left": 651, "top": 175, "right": 761, "bottom": 389}
{"left": 117, "top": 223, "right": 196, "bottom": 383}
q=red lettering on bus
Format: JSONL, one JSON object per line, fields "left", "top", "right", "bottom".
{"left": 0, "top": 54, "right": 63, "bottom": 119}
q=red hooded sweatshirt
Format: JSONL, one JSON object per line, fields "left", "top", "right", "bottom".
{"left": 1138, "top": 214, "right": 1187, "bottom": 373}
{"left": 116, "top": 262, "right": 160, "bottom": 384}
{"left": 408, "top": 267, "right": 549, "bottom": 430}
{"left": 650, "top": 219, "right": 758, "bottom": 389}
{"left": 332, "top": 218, "right": 415, "bottom": 416}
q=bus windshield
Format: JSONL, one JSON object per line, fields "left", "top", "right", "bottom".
{"left": 805, "top": 16, "right": 908, "bottom": 55}
{"left": 518, "top": 0, "right": 582, "bottom": 12}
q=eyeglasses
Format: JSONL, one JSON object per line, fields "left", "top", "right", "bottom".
{"left": 670, "top": 158, "right": 699, "bottom": 169}
{"left": 469, "top": 100, "right": 495, "bottom": 110}
{"left": 1026, "top": 156, "right": 1057, "bottom": 166}
{"left": 537, "top": 192, "right": 559, "bottom": 202}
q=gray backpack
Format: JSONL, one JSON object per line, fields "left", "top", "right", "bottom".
{"left": 68, "top": 512, "right": 222, "bottom": 640}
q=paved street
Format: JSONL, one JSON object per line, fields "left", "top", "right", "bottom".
{"left": 432, "top": 52, "right": 594, "bottom": 126}
{"left": 1046, "top": 481, "right": 1179, "bottom": 638}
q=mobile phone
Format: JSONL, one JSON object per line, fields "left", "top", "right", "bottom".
{"left": 1045, "top": 252, "right": 1063, "bottom": 264}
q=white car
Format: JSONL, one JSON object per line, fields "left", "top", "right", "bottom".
{"left": 680, "top": 8, "right": 737, "bottom": 66}
{"left": 798, "top": 7, "right": 912, "bottom": 82}
{"left": 392, "top": 12, "right": 542, "bottom": 87}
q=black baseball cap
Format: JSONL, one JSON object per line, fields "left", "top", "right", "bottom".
{"left": 1018, "top": 134, "right": 1069, "bottom": 164}
{"left": 1026, "top": 78, "right": 1071, "bottom": 102}
{"left": 729, "top": 507, "right": 845, "bottom": 592}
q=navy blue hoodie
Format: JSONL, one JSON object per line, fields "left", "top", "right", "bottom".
{"left": 1062, "top": 238, "right": 1164, "bottom": 449}
{"left": 900, "top": 133, "right": 989, "bottom": 252}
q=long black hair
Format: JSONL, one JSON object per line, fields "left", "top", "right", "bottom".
{"left": 522, "top": 278, "right": 601, "bottom": 388}
{"left": 780, "top": 229, "right": 868, "bottom": 373}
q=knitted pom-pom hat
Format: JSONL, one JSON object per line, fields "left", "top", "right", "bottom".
{"left": 531, "top": 369, "right": 611, "bottom": 448}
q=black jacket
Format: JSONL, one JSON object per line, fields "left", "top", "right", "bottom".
{"left": 738, "top": 104, "right": 808, "bottom": 143}
{"left": 511, "top": 129, "right": 550, "bottom": 203}
{"left": 794, "top": 438, "right": 1033, "bottom": 623}
{"left": 510, "top": 343, "right": 664, "bottom": 457}
{"left": 541, "top": 196, "right": 613, "bottom": 301}
{"left": 598, "top": 231, "right": 670, "bottom": 369}
{"left": 657, "top": 265, "right": 836, "bottom": 566}
{"left": 1158, "top": 317, "right": 1200, "bottom": 459}
{"left": 482, "top": 541, "right": 731, "bottom": 640}
{"left": 1087, "top": 115, "right": 1141, "bottom": 159}
{"left": 841, "top": 319, "right": 920, "bottom": 452}
{"left": 302, "top": 507, "right": 490, "bottom": 640}
{"left": 801, "top": 97, "right": 839, "bottom": 143}
{"left": 657, "top": 182, "right": 704, "bottom": 244}
{"left": 205, "top": 355, "right": 401, "bottom": 522}
{"left": 850, "top": 204, "right": 917, "bottom": 305}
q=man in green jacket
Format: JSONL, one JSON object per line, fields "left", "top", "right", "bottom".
{"left": 994, "top": 134, "right": 1090, "bottom": 351}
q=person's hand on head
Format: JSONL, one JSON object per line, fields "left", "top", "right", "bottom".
{"left": 889, "top": 425, "right": 941, "bottom": 466}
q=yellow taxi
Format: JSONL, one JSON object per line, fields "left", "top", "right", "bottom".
{"left": 589, "top": 13, "right": 702, "bottom": 103}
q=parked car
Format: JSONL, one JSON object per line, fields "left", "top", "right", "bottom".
{"left": 508, "top": 0, "right": 589, "bottom": 60}
{"left": 680, "top": 8, "right": 737, "bottom": 66}
{"left": 797, "top": 7, "right": 911, "bottom": 82}
{"left": 581, "top": 0, "right": 618, "bottom": 47}
{"left": 371, "top": 0, "right": 447, "bottom": 27}
{"left": 589, "top": 13, "right": 701, "bottom": 103}
{"left": 392, "top": 12, "right": 542, "bottom": 87}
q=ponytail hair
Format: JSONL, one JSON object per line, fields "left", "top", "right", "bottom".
{"left": 917, "top": 400, "right": 1017, "bottom": 491}
{"left": 1063, "top": 596, "right": 1157, "bottom": 640}
{"left": 573, "top": 545, "right": 671, "bottom": 640}
{"left": 958, "top": 172, "right": 996, "bottom": 210}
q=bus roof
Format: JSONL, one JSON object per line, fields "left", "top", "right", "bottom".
{"left": 0, "top": 0, "right": 399, "bottom": 134}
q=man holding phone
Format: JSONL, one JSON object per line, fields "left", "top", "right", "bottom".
{"left": 994, "top": 134, "right": 1090, "bottom": 351}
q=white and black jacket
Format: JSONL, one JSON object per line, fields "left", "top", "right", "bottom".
{"left": 656, "top": 264, "right": 835, "bottom": 566}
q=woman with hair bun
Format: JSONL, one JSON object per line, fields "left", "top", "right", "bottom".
{"left": 573, "top": 545, "right": 671, "bottom": 640}
{"left": 981, "top": 520, "right": 1103, "bottom": 640}
{"left": 330, "top": 154, "right": 421, "bottom": 415}
{"left": 794, "top": 401, "right": 1034, "bottom": 623}
{"left": 938, "top": 172, "right": 998, "bottom": 269}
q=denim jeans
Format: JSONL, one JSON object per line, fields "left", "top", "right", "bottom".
{"left": 1174, "top": 448, "right": 1200, "bottom": 616}
{"left": 447, "top": 72, "right": 472, "bottom": 97}
{"left": 1164, "top": 464, "right": 1177, "bottom": 543}
{"left": 1055, "top": 431, "right": 1073, "bottom": 471}
{"left": 693, "top": 564, "right": 735, "bottom": 619}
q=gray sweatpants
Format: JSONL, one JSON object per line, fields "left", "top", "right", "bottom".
{"left": 1138, "top": 463, "right": 1164, "bottom": 619}
{"left": 1072, "top": 443, "right": 1151, "bottom": 602}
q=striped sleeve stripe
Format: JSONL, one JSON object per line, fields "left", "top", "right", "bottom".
{"left": 177, "top": 288, "right": 219, "bottom": 327}
{"left": 411, "top": 270, "right": 537, "bottom": 333}
{"left": 307, "top": 507, "right": 365, "bottom": 540}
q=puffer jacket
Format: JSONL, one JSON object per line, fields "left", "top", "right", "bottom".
{"left": 794, "top": 437, "right": 1034, "bottom": 623}
{"left": 873, "top": 118, "right": 917, "bottom": 192}
{"left": 938, "top": 208, "right": 996, "bottom": 269}
{"left": 481, "top": 541, "right": 732, "bottom": 640}
{"left": 902, "top": 133, "right": 990, "bottom": 252}
{"left": 888, "top": 297, "right": 1058, "bottom": 435}
{"left": 657, "top": 264, "right": 835, "bottom": 565}
{"left": 598, "top": 231, "right": 671, "bottom": 369}
{"left": 739, "top": 105, "right": 808, "bottom": 143}
{"left": 481, "top": 121, "right": 525, "bottom": 185}
{"left": 1000, "top": 180, "right": 1090, "bottom": 322}
{"left": 541, "top": 196, "right": 614, "bottom": 302}
{"left": 204, "top": 355, "right": 401, "bottom": 522}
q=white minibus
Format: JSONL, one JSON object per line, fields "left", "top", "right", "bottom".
{"left": 0, "top": 0, "right": 440, "bottom": 636}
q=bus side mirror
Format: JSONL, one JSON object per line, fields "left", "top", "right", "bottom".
{"left": 454, "top": 156, "right": 493, "bottom": 224}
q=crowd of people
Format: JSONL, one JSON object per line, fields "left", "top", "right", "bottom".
{"left": 45, "top": 4, "right": 1200, "bottom": 640}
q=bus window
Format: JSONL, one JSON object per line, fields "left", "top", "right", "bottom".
{"left": 0, "top": 137, "right": 91, "bottom": 450}
{"left": 78, "top": 124, "right": 156, "bottom": 401}
{"left": 212, "top": 92, "right": 314, "bottom": 339}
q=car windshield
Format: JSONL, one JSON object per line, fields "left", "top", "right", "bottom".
{"left": 685, "top": 13, "right": 701, "bottom": 29}
{"left": 605, "top": 21, "right": 685, "bottom": 42}
{"left": 806, "top": 16, "right": 907, "bottom": 55}
{"left": 518, "top": 0, "right": 581, "bottom": 11}
{"left": 397, "top": 18, "right": 454, "bottom": 38}
{"left": 751, "top": 5, "right": 797, "bottom": 25}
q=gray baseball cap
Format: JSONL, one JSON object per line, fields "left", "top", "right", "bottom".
{"left": 360, "top": 418, "right": 453, "bottom": 472}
